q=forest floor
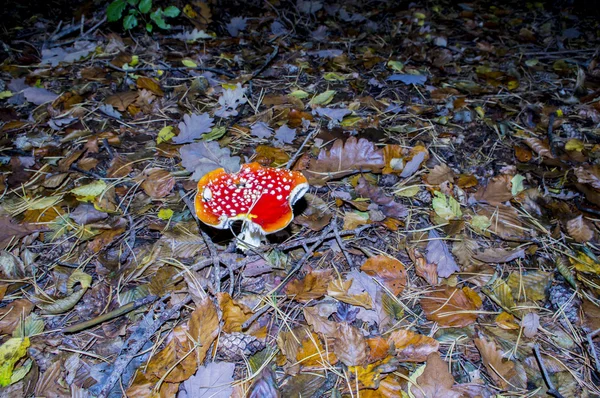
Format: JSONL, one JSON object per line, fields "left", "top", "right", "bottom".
{"left": 0, "top": 0, "right": 600, "bottom": 397}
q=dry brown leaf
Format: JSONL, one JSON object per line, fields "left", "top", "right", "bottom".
{"left": 107, "top": 155, "right": 133, "bottom": 178}
{"left": 146, "top": 325, "right": 197, "bottom": 383}
{"left": 426, "top": 164, "right": 455, "bottom": 185}
{"left": 105, "top": 91, "right": 138, "bottom": 111}
{"left": 218, "top": 292, "right": 253, "bottom": 333}
{"left": 474, "top": 175, "right": 513, "bottom": 205}
{"left": 456, "top": 174, "right": 478, "bottom": 189}
{"left": 413, "top": 352, "right": 461, "bottom": 398}
{"left": 366, "top": 336, "right": 390, "bottom": 362}
{"left": 387, "top": 329, "right": 439, "bottom": 362}
{"left": 0, "top": 216, "right": 47, "bottom": 250}
{"left": 514, "top": 145, "right": 532, "bottom": 162}
{"left": 304, "top": 306, "right": 338, "bottom": 336}
{"left": 355, "top": 177, "right": 408, "bottom": 219}
{"left": 333, "top": 323, "right": 368, "bottom": 366}
{"left": 566, "top": 215, "right": 594, "bottom": 242}
{"left": 188, "top": 297, "right": 220, "bottom": 365}
{"left": 0, "top": 299, "right": 34, "bottom": 334}
{"left": 327, "top": 278, "right": 373, "bottom": 309}
{"left": 254, "top": 145, "right": 290, "bottom": 167}
{"left": 294, "top": 193, "right": 333, "bottom": 231}
{"left": 303, "top": 137, "right": 384, "bottom": 185}
{"left": 474, "top": 337, "right": 517, "bottom": 390}
{"left": 574, "top": 165, "right": 600, "bottom": 190}
{"left": 135, "top": 168, "right": 175, "bottom": 199}
{"left": 342, "top": 211, "right": 370, "bottom": 230}
{"left": 523, "top": 137, "right": 555, "bottom": 159}
{"left": 476, "top": 203, "right": 529, "bottom": 240}
{"left": 360, "top": 255, "right": 407, "bottom": 296}
{"left": 137, "top": 76, "right": 164, "bottom": 96}
{"left": 286, "top": 269, "right": 334, "bottom": 303}
{"left": 420, "top": 286, "right": 478, "bottom": 327}
{"left": 473, "top": 247, "right": 525, "bottom": 263}
{"left": 415, "top": 256, "right": 438, "bottom": 286}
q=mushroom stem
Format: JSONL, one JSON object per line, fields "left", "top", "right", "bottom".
{"left": 237, "top": 221, "right": 266, "bottom": 251}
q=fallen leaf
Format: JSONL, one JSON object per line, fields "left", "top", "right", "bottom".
{"left": 136, "top": 168, "right": 175, "bottom": 199}
{"left": 304, "top": 306, "right": 338, "bottom": 336}
{"left": 328, "top": 278, "right": 373, "bottom": 309}
{"left": 180, "top": 141, "right": 241, "bottom": 180}
{"left": 356, "top": 178, "right": 408, "bottom": 219}
{"left": 188, "top": 297, "right": 221, "bottom": 365}
{"left": 521, "top": 312, "right": 539, "bottom": 338}
{"left": 173, "top": 113, "right": 214, "bottom": 144}
{"left": 136, "top": 76, "right": 164, "bottom": 96}
{"left": 420, "top": 286, "right": 478, "bottom": 327}
{"left": 217, "top": 293, "right": 253, "bottom": 333}
{"left": 426, "top": 164, "right": 455, "bottom": 185}
{"left": 412, "top": 352, "right": 461, "bottom": 398}
{"left": 566, "top": 215, "right": 594, "bottom": 242}
{"left": 294, "top": 193, "right": 333, "bottom": 231}
{"left": 0, "top": 299, "right": 34, "bottom": 335}
{"left": 178, "top": 361, "right": 235, "bottom": 398}
{"left": 524, "top": 137, "right": 555, "bottom": 159}
{"left": 474, "top": 174, "right": 513, "bottom": 205}
{"left": 0, "top": 216, "right": 47, "bottom": 250}
{"left": 333, "top": 323, "right": 368, "bottom": 366}
{"left": 474, "top": 337, "right": 517, "bottom": 390}
{"left": 473, "top": 247, "right": 525, "bottom": 263}
{"left": 286, "top": 269, "right": 334, "bottom": 303}
{"left": 426, "top": 230, "right": 460, "bottom": 278}
{"left": 387, "top": 329, "right": 439, "bottom": 362}
{"left": 304, "top": 137, "right": 384, "bottom": 185}
{"left": 360, "top": 255, "right": 407, "bottom": 296}
{"left": 105, "top": 91, "right": 138, "bottom": 112}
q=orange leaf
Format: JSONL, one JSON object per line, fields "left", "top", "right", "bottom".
{"left": 420, "top": 286, "right": 478, "bottom": 327}
{"left": 296, "top": 330, "right": 337, "bottom": 368}
{"left": 217, "top": 292, "right": 253, "bottom": 333}
{"left": 474, "top": 337, "right": 517, "bottom": 390}
{"left": 136, "top": 168, "right": 175, "bottom": 199}
{"left": 137, "top": 76, "right": 164, "bottom": 96}
{"left": 361, "top": 255, "right": 407, "bottom": 296}
{"left": 286, "top": 269, "right": 334, "bottom": 303}
{"left": 366, "top": 336, "right": 390, "bottom": 362}
{"left": 412, "top": 352, "right": 461, "bottom": 398}
{"left": 146, "top": 325, "right": 197, "bottom": 383}
{"left": 387, "top": 329, "right": 439, "bottom": 362}
{"left": 188, "top": 297, "right": 220, "bottom": 365}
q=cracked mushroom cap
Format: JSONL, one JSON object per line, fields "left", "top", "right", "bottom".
{"left": 194, "top": 162, "right": 309, "bottom": 235}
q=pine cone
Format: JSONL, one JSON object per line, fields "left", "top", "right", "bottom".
{"left": 548, "top": 283, "right": 580, "bottom": 326}
{"left": 217, "top": 332, "right": 266, "bottom": 362}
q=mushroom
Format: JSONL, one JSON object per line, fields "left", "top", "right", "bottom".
{"left": 194, "top": 162, "right": 309, "bottom": 249}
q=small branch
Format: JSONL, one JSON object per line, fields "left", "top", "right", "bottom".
{"left": 63, "top": 295, "right": 158, "bottom": 333}
{"left": 251, "top": 46, "right": 279, "bottom": 79}
{"left": 286, "top": 127, "right": 319, "bottom": 169}
{"left": 586, "top": 328, "right": 600, "bottom": 375}
{"left": 533, "top": 344, "right": 564, "bottom": 398}
{"left": 97, "top": 295, "right": 192, "bottom": 398}
{"left": 332, "top": 216, "right": 354, "bottom": 268}
{"left": 276, "top": 224, "right": 373, "bottom": 251}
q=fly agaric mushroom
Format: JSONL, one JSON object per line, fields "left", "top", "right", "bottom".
{"left": 195, "top": 162, "right": 309, "bottom": 249}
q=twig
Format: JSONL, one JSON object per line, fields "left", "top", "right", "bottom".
{"left": 547, "top": 112, "right": 558, "bottom": 157}
{"left": 276, "top": 224, "right": 373, "bottom": 251}
{"left": 332, "top": 216, "right": 354, "bottom": 268}
{"left": 105, "top": 62, "right": 236, "bottom": 78}
{"left": 273, "top": 223, "right": 336, "bottom": 295}
{"left": 586, "top": 328, "right": 600, "bottom": 375}
{"left": 179, "top": 188, "right": 223, "bottom": 292}
{"left": 63, "top": 295, "right": 158, "bottom": 333}
{"left": 119, "top": 215, "right": 137, "bottom": 264}
{"left": 251, "top": 45, "right": 279, "bottom": 79}
{"left": 102, "top": 138, "right": 115, "bottom": 159}
{"left": 532, "top": 344, "right": 565, "bottom": 398}
{"left": 286, "top": 127, "right": 319, "bottom": 169}
{"left": 97, "top": 295, "right": 192, "bottom": 398}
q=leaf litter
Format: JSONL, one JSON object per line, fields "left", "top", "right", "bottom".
{"left": 0, "top": 1, "right": 599, "bottom": 397}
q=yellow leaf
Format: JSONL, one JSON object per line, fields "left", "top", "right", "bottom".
{"left": 158, "top": 208, "right": 174, "bottom": 220}
{"left": 157, "top": 126, "right": 175, "bottom": 144}
{"left": 394, "top": 185, "right": 420, "bottom": 197}
{"left": 387, "top": 60, "right": 404, "bottom": 72}
{"left": 130, "top": 55, "right": 139, "bottom": 67}
{"left": 0, "top": 337, "right": 29, "bottom": 387}
{"left": 70, "top": 180, "right": 107, "bottom": 202}
{"left": 570, "top": 252, "right": 600, "bottom": 274}
{"left": 183, "top": 4, "right": 197, "bottom": 18}
{"left": 565, "top": 138, "right": 584, "bottom": 152}
{"left": 327, "top": 278, "right": 373, "bottom": 309}
{"left": 289, "top": 89, "right": 309, "bottom": 99}
{"left": 0, "top": 91, "right": 13, "bottom": 99}
{"left": 340, "top": 116, "right": 362, "bottom": 127}
{"left": 182, "top": 59, "right": 197, "bottom": 68}
{"left": 310, "top": 90, "right": 336, "bottom": 105}
{"left": 323, "top": 72, "right": 347, "bottom": 81}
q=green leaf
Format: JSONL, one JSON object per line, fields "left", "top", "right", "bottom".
{"left": 127, "top": 0, "right": 139, "bottom": 5}
{"left": 511, "top": 174, "right": 525, "bottom": 196}
{"left": 138, "top": 0, "right": 152, "bottom": 13}
{"left": 309, "top": 90, "right": 336, "bottom": 105}
{"left": 432, "top": 191, "right": 462, "bottom": 220}
{"left": 146, "top": 23, "right": 153, "bottom": 32}
{"left": 163, "top": 6, "right": 180, "bottom": 17}
{"left": 158, "top": 208, "right": 174, "bottom": 220}
{"left": 107, "top": 0, "right": 127, "bottom": 22}
{"left": 123, "top": 14, "right": 138, "bottom": 30}
{"left": 150, "top": 9, "right": 170, "bottom": 29}
{"left": 157, "top": 126, "right": 174, "bottom": 144}
{"left": 182, "top": 59, "right": 197, "bottom": 68}
{"left": 203, "top": 126, "right": 227, "bottom": 141}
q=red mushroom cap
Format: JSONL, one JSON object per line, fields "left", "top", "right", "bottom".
{"left": 194, "top": 163, "right": 309, "bottom": 236}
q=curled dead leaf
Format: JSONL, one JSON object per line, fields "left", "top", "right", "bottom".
{"left": 387, "top": 329, "right": 439, "bottom": 362}
{"left": 420, "top": 286, "right": 478, "bottom": 327}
